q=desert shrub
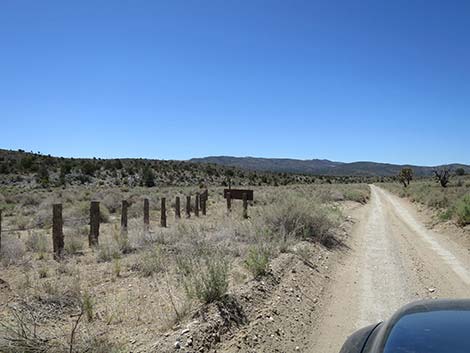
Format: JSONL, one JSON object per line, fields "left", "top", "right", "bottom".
{"left": 343, "top": 189, "right": 369, "bottom": 204}
{"left": 65, "top": 232, "right": 84, "bottom": 255}
{"left": 0, "top": 305, "right": 58, "bottom": 353}
{"left": 455, "top": 195, "right": 470, "bottom": 226}
{"left": 99, "top": 204, "right": 111, "bottom": 223}
{"left": 0, "top": 237, "right": 25, "bottom": 267}
{"left": 111, "top": 228, "right": 134, "bottom": 254}
{"left": 13, "top": 214, "right": 29, "bottom": 230}
{"left": 244, "top": 245, "right": 271, "bottom": 278}
{"left": 262, "top": 195, "right": 340, "bottom": 245}
{"left": 112, "top": 258, "right": 121, "bottom": 278}
{"left": 25, "top": 232, "right": 48, "bottom": 254}
{"left": 102, "top": 192, "right": 122, "bottom": 213}
{"left": 438, "top": 209, "right": 453, "bottom": 222}
{"left": 82, "top": 291, "right": 94, "bottom": 322}
{"left": 96, "top": 243, "right": 121, "bottom": 263}
{"left": 178, "top": 252, "right": 229, "bottom": 304}
{"left": 134, "top": 246, "right": 164, "bottom": 277}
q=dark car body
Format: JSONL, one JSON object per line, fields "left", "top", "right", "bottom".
{"left": 339, "top": 299, "right": 470, "bottom": 353}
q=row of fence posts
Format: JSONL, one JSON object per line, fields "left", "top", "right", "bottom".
{"left": 48, "top": 192, "right": 207, "bottom": 260}
{"left": 0, "top": 189, "right": 246, "bottom": 261}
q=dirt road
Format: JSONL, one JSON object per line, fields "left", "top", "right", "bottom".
{"left": 309, "top": 185, "right": 470, "bottom": 353}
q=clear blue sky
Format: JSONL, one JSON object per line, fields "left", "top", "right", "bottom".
{"left": 1, "top": 1, "right": 469, "bottom": 165}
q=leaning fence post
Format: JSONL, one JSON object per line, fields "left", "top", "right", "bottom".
{"left": 195, "top": 193, "right": 200, "bottom": 217}
{"left": 89, "top": 201, "right": 100, "bottom": 247}
{"left": 143, "top": 198, "right": 150, "bottom": 231}
{"left": 226, "top": 191, "right": 232, "bottom": 212}
{"left": 175, "top": 196, "right": 181, "bottom": 219}
{"left": 121, "top": 200, "right": 128, "bottom": 233}
{"left": 161, "top": 197, "right": 167, "bottom": 227}
{"left": 186, "top": 196, "right": 191, "bottom": 218}
{"left": 52, "top": 204, "right": 64, "bottom": 260}
{"left": 242, "top": 192, "right": 248, "bottom": 219}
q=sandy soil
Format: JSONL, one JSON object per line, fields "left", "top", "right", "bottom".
{"left": 307, "top": 185, "right": 470, "bottom": 353}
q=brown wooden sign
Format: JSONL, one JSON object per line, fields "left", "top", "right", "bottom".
{"left": 224, "top": 189, "right": 253, "bottom": 201}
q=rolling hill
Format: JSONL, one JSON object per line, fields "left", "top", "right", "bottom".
{"left": 190, "top": 156, "right": 470, "bottom": 177}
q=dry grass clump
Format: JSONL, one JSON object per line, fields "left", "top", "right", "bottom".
{"left": 0, "top": 304, "right": 123, "bottom": 353}
{"left": 177, "top": 250, "right": 230, "bottom": 304}
{"left": 25, "top": 232, "right": 48, "bottom": 255}
{"left": 244, "top": 245, "right": 271, "bottom": 278}
{"left": 0, "top": 236, "right": 26, "bottom": 267}
{"left": 133, "top": 245, "right": 164, "bottom": 277}
{"left": 64, "top": 232, "right": 85, "bottom": 255}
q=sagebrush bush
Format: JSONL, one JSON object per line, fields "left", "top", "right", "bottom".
{"left": 65, "top": 232, "right": 84, "bottom": 255}
{"left": 25, "top": 232, "right": 48, "bottom": 254}
{"left": 244, "top": 245, "right": 271, "bottom": 278}
{"left": 96, "top": 243, "right": 121, "bottom": 263}
{"left": 262, "top": 195, "right": 340, "bottom": 245}
{"left": 179, "top": 253, "right": 229, "bottom": 304}
{"left": 455, "top": 195, "right": 470, "bottom": 226}
{"left": 136, "top": 246, "right": 164, "bottom": 277}
{"left": 0, "top": 237, "right": 25, "bottom": 267}
{"left": 343, "top": 189, "right": 369, "bottom": 204}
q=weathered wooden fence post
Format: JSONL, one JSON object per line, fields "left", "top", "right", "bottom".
{"left": 52, "top": 203, "right": 64, "bottom": 260}
{"left": 121, "top": 200, "right": 128, "bottom": 233}
{"left": 242, "top": 192, "right": 248, "bottom": 219}
{"left": 186, "top": 196, "right": 191, "bottom": 218}
{"left": 161, "top": 197, "right": 167, "bottom": 227}
{"left": 89, "top": 201, "right": 100, "bottom": 247}
{"left": 143, "top": 198, "right": 150, "bottom": 231}
{"left": 195, "top": 193, "right": 200, "bottom": 217}
{"left": 175, "top": 196, "right": 181, "bottom": 219}
{"left": 202, "top": 196, "right": 207, "bottom": 216}
{"left": 226, "top": 191, "right": 232, "bottom": 212}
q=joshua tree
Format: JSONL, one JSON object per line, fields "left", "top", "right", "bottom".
{"left": 433, "top": 168, "right": 451, "bottom": 188}
{"left": 398, "top": 167, "right": 414, "bottom": 187}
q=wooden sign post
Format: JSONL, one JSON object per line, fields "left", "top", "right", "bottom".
{"left": 223, "top": 189, "right": 253, "bottom": 218}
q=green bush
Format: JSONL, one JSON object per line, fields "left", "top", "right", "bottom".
{"left": 455, "top": 195, "right": 470, "bottom": 226}
{"left": 244, "top": 246, "right": 271, "bottom": 278}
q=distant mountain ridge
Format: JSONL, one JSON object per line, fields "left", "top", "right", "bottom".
{"left": 190, "top": 156, "right": 470, "bottom": 177}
